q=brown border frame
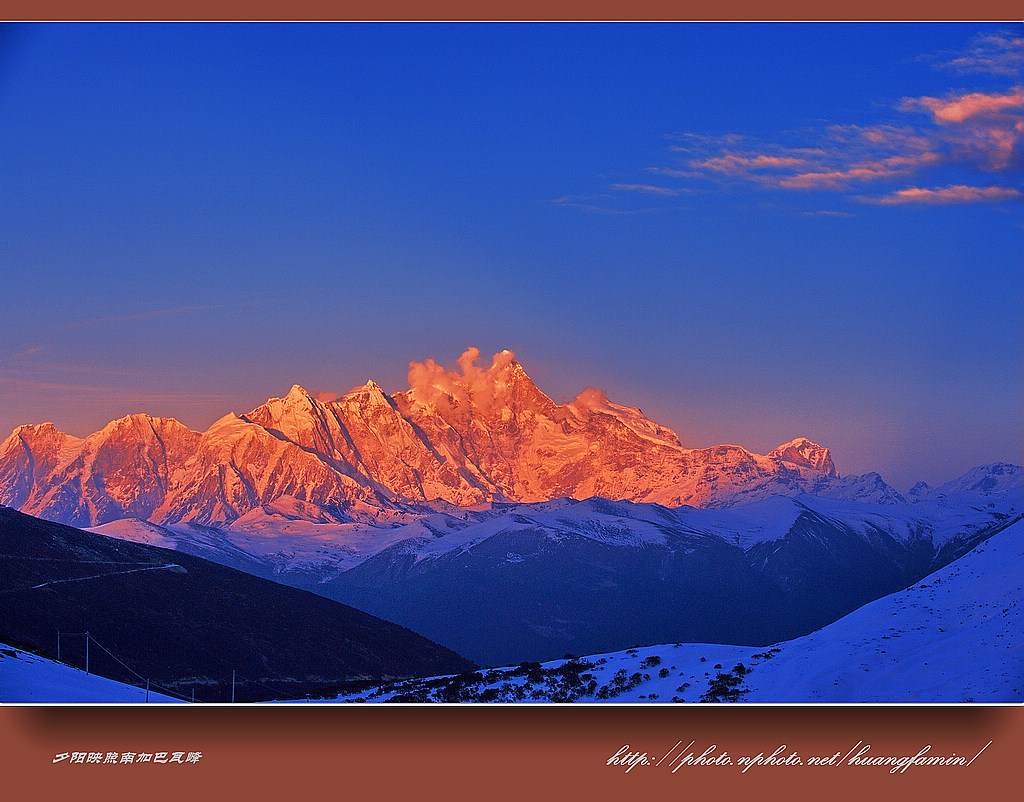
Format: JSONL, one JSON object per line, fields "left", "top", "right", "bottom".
{"left": 2, "top": 12, "right": 1022, "bottom": 800}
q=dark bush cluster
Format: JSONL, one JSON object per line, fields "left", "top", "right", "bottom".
{"left": 699, "top": 667, "right": 751, "bottom": 703}
{"left": 351, "top": 658, "right": 604, "bottom": 703}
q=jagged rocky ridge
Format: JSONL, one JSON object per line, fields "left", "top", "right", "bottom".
{"left": 0, "top": 347, "right": 914, "bottom": 529}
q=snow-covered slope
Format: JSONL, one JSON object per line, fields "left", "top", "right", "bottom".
{"left": 0, "top": 348, "right": 921, "bottom": 529}
{"left": 325, "top": 516, "right": 1024, "bottom": 703}
{"left": 0, "top": 643, "right": 183, "bottom": 703}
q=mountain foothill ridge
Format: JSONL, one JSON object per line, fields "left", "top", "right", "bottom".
{"left": 0, "top": 347, "right": 1015, "bottom": 530}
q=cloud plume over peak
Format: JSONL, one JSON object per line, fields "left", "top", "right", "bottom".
{"left": 406, "top": 347, "right": 522, "bottom": 415}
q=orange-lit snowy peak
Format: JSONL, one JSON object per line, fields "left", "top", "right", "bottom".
{"left": 0, "top": 348, "right": 899, "bottom": 529}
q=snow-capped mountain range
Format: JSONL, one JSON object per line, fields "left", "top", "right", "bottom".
{"left": 0, "top": 347, "right": 963, "bottom": 531}
{"left": 1, "top": 347, "right": 1019, "bottom": 693}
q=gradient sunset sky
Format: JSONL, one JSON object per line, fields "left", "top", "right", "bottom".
{"left": 0, "top": 22, "right": 1020, "bottom": 490}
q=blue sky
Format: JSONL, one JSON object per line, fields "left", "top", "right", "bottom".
{"left": 0, "top": 22, "right": 1020, "bottom": 490}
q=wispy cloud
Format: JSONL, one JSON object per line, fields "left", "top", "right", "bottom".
{"left": 686, "top": 154, "right": 810, "bottom": 174}
{"left": 665, "top": 87, "right": 1020, "bottom": 202}
{"left": 660, "top": 124, "right": 948, "bottom": 194}
{"left": 608, "top": 183, "right": 687, "bottom": 195}
{"left": 570, "top": 31, "right": 1023, "bottom": 211}
{"left": 775, "top": 154, "right": 940, "bottom": 191}
{"left": 10, "top": 346, "right": 45, "bottom": 358}
{"left": 922, "top": 30, "right": 1024, "bottom": 78}
{"left": 866, "top": 185, "right": 1023, "bottom": 205}
{"left": 799, "top": 210, "right": 856, "bottom": 218}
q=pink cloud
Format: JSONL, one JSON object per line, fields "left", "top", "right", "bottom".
{"left": 901, "top": 88, "right": 1024, "bottom": 123}
{"left": 867, "top": 185, "right": 1022, "bottom": 205}
{"left": 774, "top": 152, "right": 941, "bottom": 190}
{"left": 673, "top": 122, "right": 951, "bottom": 191}
{"left": 689, "top": 153, "right": 809, "bottom": 174}
{"left": 778, "top": 167, "right": 898, "bottom": 190}
{"left": 956, "top": 118, "right": 1024, "bottom": 169}
{"left": 882, "top": 151, "right": 944, "bottom": 169}
{"left": 828, "top": 124, "right": 934, "bottom": 153}
{"left": 600, "top": 35, "right": 1023, "bottom": 210}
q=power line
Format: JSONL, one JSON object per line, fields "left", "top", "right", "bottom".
{"left": 42, "top": 630, "right": 317, "bottom": 703}
{"left": 84, "top": 634, "right": 193, "bottom": 703}
{"left": 52, "top": 630, "right": 194, "bottom": 703}
{"left": 87, "top": 633, "right": 147, "bottom": 682}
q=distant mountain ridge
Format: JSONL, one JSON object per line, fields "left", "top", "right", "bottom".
{"left": 0, "top": 507, "right": 474, "bottom": 700}
{"left": 324, "top": 515, "right": 1024, "bottom": 704}
{"left": 0, "top": 347, "right": 944, "bottom": 529}
{"left": 314, "top": 490, "right": 1020, "bottom": 665}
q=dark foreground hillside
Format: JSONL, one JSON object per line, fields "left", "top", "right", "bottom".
{"left": 0, "top": 507, "right": 474, "bottom": 701}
